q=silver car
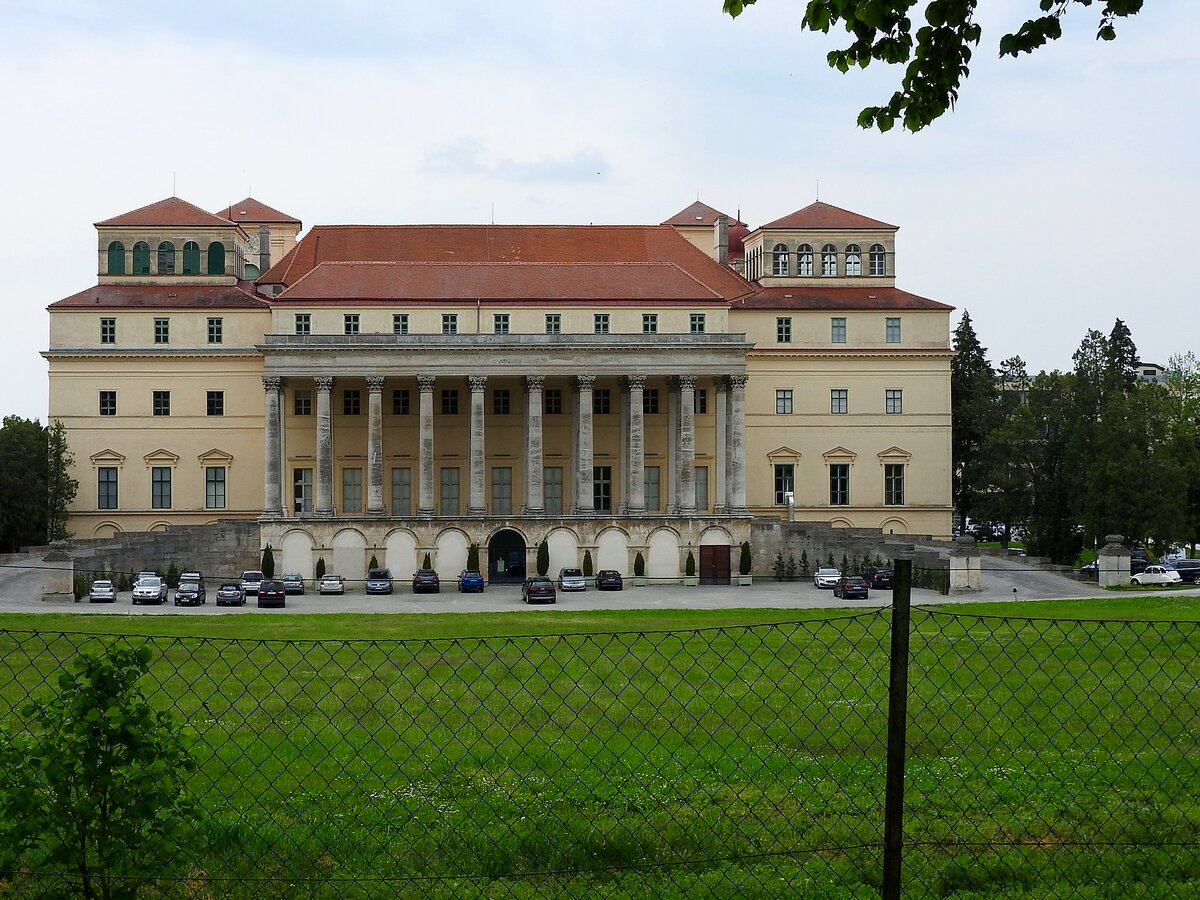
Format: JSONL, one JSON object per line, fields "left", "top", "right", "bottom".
{"left": 88, "top": 579, "right": 116, "bottom": 603}
{"left": 813, "top": 567, "right": 842, "bottom": 589}
{"left": 558, "top": 567, "right": 586, "bottom": 591}
{"left": 132, "top": 577, "right": 167, "bottom": 605}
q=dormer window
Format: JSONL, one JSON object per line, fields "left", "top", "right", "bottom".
{"left": 107, "top": 241, "right": 125, "bottom": 275}
{"left": 182, "top": 241, "right": 201, "bottom": 275}
{"left": 797, "top": 244, "right": 813, "bottom": 276}
{"left": 821, "top": 244, "right": 838, "bottom": 277}
{"left": 870, "top": 244, "right": 887, "bottom": 276}
{"left": 157, "top": 242, "right": 175, "bottom": 275}
{"left": 133, "top": 242, "right": 151, "bottom": 275}
{"left": 846, "top": 244, "right": 862, "bottom": 276}
{"left": 772, "top": 243, "right": 789, "bottom": 276}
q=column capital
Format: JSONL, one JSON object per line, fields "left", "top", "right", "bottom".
{"left": 366, "top": 375, "right": 385, "bottom": 393}
{"left": 525, "top": 375, "right": 545, "bottom": 392}
{"left": 677, "top": 375, "right": 697, "bottom": 392}
{"left": 626, "top": 375, "right": 646, "bottom": 391}
{"left": 468, "top": 375, "right": 488, "bottom": 392}
{"left": 417, "top": 374, "right": 436, "bottom": 392}
{"left": 262, "top": 376, "right": 282, "bottom": 392}
{"left": 314, "top": 376, "right": 334, "bottom": 393}
{"left": 576, "top": 374, "right": 596, "bottom": 391}
{"left": 727, "top": 374, "right": 749, "bottom": 391}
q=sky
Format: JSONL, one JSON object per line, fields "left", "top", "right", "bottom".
{"left": 2, "top": 0, "right": 1196, "bottom": 421}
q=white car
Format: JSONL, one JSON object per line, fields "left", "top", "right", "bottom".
{"left": 131, "top": 577, "right": 167, "bottom": 604}
{"left": 813, "top": 567, "right": 842, "bottom": 589}
{"left": 1131, "top": 565, "right": 1182, "bottom": 586}
{"left": 558, "top": 567, "right": 586, "bottom": 591}
{"left": 318, "top": 574, "right": 346, "bottom": 595}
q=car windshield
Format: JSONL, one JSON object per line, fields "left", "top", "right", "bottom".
{"left": 368, "top": 570, "right": 390, "bottom": 579}
{"left": 462, "top": 570, "right": 481, "bottom": 577}
{"left": 220, "top": 584, "right": 240, "bottom": 590}
{"left": 322, "top": 574, "right": 340, "bottom": 581}
{"left": 561, "top": 569, "right": 583, "bottom": 577}
{"left": 178, "top": 582, "right": 199, "bottom": 590}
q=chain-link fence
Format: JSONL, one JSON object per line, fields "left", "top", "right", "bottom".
{"left": 0, "top": 576, "right": 1196, "bottom": 897}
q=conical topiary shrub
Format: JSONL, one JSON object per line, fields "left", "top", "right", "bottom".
{"left": 261, "top": 545, "right": 275, "bottom": 579}
{"left": 536, "top": 540, "right": 550, "bottom": 577}
{"left": 315, "top": 556, "right": 326, "bottom": 579}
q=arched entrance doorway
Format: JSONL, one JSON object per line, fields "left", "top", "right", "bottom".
{"left": 488, "top": 529, "right": 527, "bottom": 584}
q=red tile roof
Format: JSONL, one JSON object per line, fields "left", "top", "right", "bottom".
{"left": 661, "top": 201, "right": 746, "bottom": 228}
{"left": 214, "top": 198, "right": 301, "bottom": 225}
{"left": 734, "top": 286, "right": 952, "bottom": 311}
{"left": 47, "top": 283, "right": 271, "bottom": 310}
{"left": 96, "top": 197, "right": 237, "bottom": 229}
{"left": 759, "top": 201, "right": 897, "bottom": 231}
{"left": 278, "top": 262, "right": 725, "bottom": 303}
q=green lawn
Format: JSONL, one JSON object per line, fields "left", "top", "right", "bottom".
{"left": 0, "top": 600, "right": 1197, "bottom": 898}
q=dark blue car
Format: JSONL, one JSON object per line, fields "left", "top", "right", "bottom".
{"left": 457, "top": 569, "right": 486, "bottom": 592}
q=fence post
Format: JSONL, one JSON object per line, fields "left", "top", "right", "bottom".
{"left": 881, "top": 558, "right": 912, "bottom": 899}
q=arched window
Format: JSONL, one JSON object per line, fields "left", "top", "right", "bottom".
{"left": 821, "top": 244, "right": 838, "bottom": 277}
{"left": 207, "top": 242, "right": 226, "bottom": 275}
{"left": 772, "top": 243, "right": 789, "bottom": 276}
{"left": 797, "top": 244, "right": 813, "bottom": 276}
{"left": 157, "top": 242, "right": 175, "bottom": 275}
{"left": 870, "top": 243, "right": 887, "bottom": 276}
{"left": 132, "top": 241, "right": 151, "bottom": 275}
{"left": 106, "top": 241, "right": 125, "bottom": 275}
{"left": 846, "top": 244, "right": 862, "bottom": 276}
{"left": 182, "top": 241, "right": 201, "bottom": 275}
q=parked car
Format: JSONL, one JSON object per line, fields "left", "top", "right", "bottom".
{"left": 132, "top": 577, "right": 168, "bottom": 605}
{"left": 88, "top": 579, "right": 116, "bottom": 603}
{"left": 240, "top": 570, "right": 265, "bottom": 595}
{"left": 365, "top": 568, "right": 394, "bottom": 595}
{"left": 1079, "top": 560, "right": 1100, "bottom": 579}
{"left": 865, "top": 567, "right": 894, "bottom": 589}
{"left": 457, "top": 569, "right": 486, "bottom": 593}
{"left": 833, "top": 575, "right": 870, "bottom": 599}
{"left": 558, "top": 567, "right": 586, "bottom": 592}
{"left": 522, "top": 576, "right": 557, "bottom": 604}
{"left": 180, "top": 571, "right": 204, "bottom": 588}
{"left": 1167, "top": 559, "right": 1200, "bottom": 583}
{"left": 215, "top": 583, "right": 246, "bottom": 606}
{"left": 318, "top": 574, "right": 346, "bottom": 595}
{"left": 257, "top": 579, "right": 287, "bottom": 607}
{"left": 1131, "top": 565, "right": 1182, "bottom": 587}
{"left": 281, "top": 573, "right": 306, "bottom": 595}
{"left": 173, "top": 580, "right": 206, "bottom": 606}
{"left": 412, "top": 569, "right": 441, "bottom": 594}
{"left": 813, "top": 567, "right": 842, "bottom": 589}
{"left": 596, "top": 569, "right": 624, "bottom": 591}
{"left": 1130, "top": 547, "right": 1150, "bottom": 576}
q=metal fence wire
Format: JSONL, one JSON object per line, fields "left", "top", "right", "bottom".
{"left": 0, "top": 601, "right": 1197, "bottom": 897}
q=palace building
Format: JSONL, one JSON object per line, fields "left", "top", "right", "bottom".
{"left": 44, "top": 195, "right": 954, "bottom": 582}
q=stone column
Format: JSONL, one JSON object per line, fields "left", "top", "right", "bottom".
{"left": 667, "top": 385, "right": 679, "bottom": 513}
{"left": 727, "top": 375, "right": 748, "bottom": 513}
{"left": 950, "top": 535, "right": 982, "bottom": 593}
{"left": 627, "top": 375, "right": 645, "bottom": 513}
{"left": 575, "top": 375, "right": 595, "bottom": 513}
{"left": 677, "top": 375, "right": 696, "bottom": 514}
{"left": 468, "top": 375, "right": 487, "bottom": 515}
{"left": 314, "top": 376, "right": 334, "bottom": 517}
{"left": 417, "top": 375, "right": 436, "bottom": 515}
{"left": 262, "top": 376, "right": 283, "bottom": 516}
{"left": 1098, "top": 534, "right": 1131, "bottom": 588}
{"left": 715, "top": 378, "right": 728, "bottom": 513}
{"left": 524, "top": 376, "right": 545, "bottom": 513}
{"left": 366, "top": 376, "right": 385, "bottom": 515}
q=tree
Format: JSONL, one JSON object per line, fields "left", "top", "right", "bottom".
{"left": 45, "top": 419, "right": 77, "bottom": 543}
{"left": 315, "top": 556, "right": 326, "bottom": 579}
{"left": 634, "top": 551, "right": 646, "bottom": 577}
{"left": 1103, "top": 318, "right": 1139, "bottom": 396}
{"left": 722, "top": 0, "right": 1145, "bottom": 131}
{"left": 261, "top": 544, "right": 275, "bottom": 579}
{"left": 0, "top": 416, "right": 48, "bottom": 553}
{"left": 582, "top": 549, "right": 593, "bottom": 577}
{"left": 685, "top": 550, "right": 697, "bottom": 577}
{"left": 466, "top": 542, "right": 480, "bottom": 571}
{"left": 536, "top": 540, "right": 549, "bottom": 577}
{"left": 739, "top": 541, "right": 752, "bottom": 576}
{"left": 950, "top": 312, "right": 995, "bottom": 526}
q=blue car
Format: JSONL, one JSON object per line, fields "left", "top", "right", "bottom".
{"left": 457, "top": 569, "right": 486, "bottom": 593}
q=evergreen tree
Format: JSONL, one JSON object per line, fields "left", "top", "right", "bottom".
{"left": 45, "top": 419, "right": 77, "bottom": 543}
{"left": 1103, "top": 318, "right": 1139, "bottom": 396}
{"left": 950, "top": 312, "right": 996, "bottom": 525}
{"left": 262, "top": 545, "right": 275, "bottom": 579}
{"left": 0, "top": 416, "right": 49, "bottom": 553}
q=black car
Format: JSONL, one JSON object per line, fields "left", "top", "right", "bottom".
{"left": 522, "top": 577, "right": 557, "bottom": 605}
{"left": 412, "top": 569, "right": 440, "bottom": 594}
{"left": 596, "top": 570, "right": 624, "bottom": 591}
{"left": 215, "top": 583, "right": 246, "bottom": 606}
{"left": 1167, "top": 558, "right": 1200, "bottom": 583}
{"left": 833, "top": 575, "right": 870, "bottom": 600}
{"left": 1130, "top": 547, "right": 1150, "bottom": 576}
{"left": 865, "top": 567, "right": 893, "bottom": 589}
{"left": 257, "top": 580, "right": 287, "bottom": 608}
{"left": 173, "top": 581, "right": 206, "bottom": 606}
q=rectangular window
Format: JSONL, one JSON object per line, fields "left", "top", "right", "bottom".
{"left": 830, "top": 463, "right": 850, "bottom": 506}
{"left": 151, "top": 466, "right": 172, "bottom": 509}
{"left": 99, "top": 390, "right": 117, "bottom": 416}
{"left": 207, "top": 317, "right": 223, "bottom": 344}
{"left": 831, "top": 317, "right": 847, "bottom": 343}
{"left": 154, "top": 318, "right": 169, "bottom": 344}
{"left": 492, "top": 466, "right": 513, "bottom": 515}
{"left": 153, "top": 390, "right": 170, "bottom": 417}
{"left": 205, "top": 466, "right": 226, "bottom": 509}
{"left": 294, "top": 389, "right": 312, "bottom": 416}
{"left": 776, "top": 317, "right": 792, "bottom": 343}
{"left": 544, "top": 467, "right": 564, "bottom": 515}
{"left": 393, "top": 313, "right": 409, "bottom": 335}
{"left": 493, "top": 389, "right": 511, "bottom": 415}
{"left": 391, "top": 467, "right": 412, "bottom": 516}
{"left": 441, "top": 389, "right": 459, "bottom": 415}
{"left": 392, "top": 389, "right": 410, "bottom": 415}
{"left": 690, "top": 313, "right": 706, "bottom": 334}
{"left": 831, "top": 389, "right": 848, "bottom": 415}
{"left": 775, "top": 389, "right": 793, "bottom": 415}
{"left": 545, "top": 389, "right": 563, "bottom": 415}
{"left": 593, "top": 466, "right": 612, "bottom": 513}
{"left": 643, "top": 388, "right": 660, "bottom": 414}
{"left": 593, "top": 388, "right": 611, "bottom": 415}
{"left": 440, "top": 467, "right": 460, "bottom": 515}
{"left": 774, "top": 464, "right": 794, "bottom": 505}
{"left": 98, "top": 467, "right": 118, "bottom": 510}
{"left": 493, "top": 313, "right": 510, "bottom": 335}
{"left": 294, "top": 313, "right": 311, "bottom": 335}
{"left": 442, "top": 314, "right": 458, "bottom": 335}
{"left": 886, "top": 388, "right": 904, "bottom": 414}
{"left": 344, "top": 314, "right": 360, "bottom": 335}
{"left": 645, "top": 466, "right": 661, "bottom": 511}
{"left": 343, "top": 389, "right": 361, "bottom": 416}
{"left": 885, "top": 463, "right": 905, "bottom": 506}
{"left": 206, "top": 391, "right": 224, "bottom": 417}
{"left": 293, "top": 468, "right": 313, "bottom": 514}
{"left": 545, "top": 314, "right": 561, "bottom": 335}
{"left": 695, "top": 465, "right": 709, "bottom": 511}
{"left": 342, "top": 468, "right": 362, "bottom": 514}
{"left": 886, "top": 317, "right": 901, "bottom": 343}
{"left": 642, "top": 313, "right": 658, "bottom": 334}
{"left": 100, "top": 318, "right": 116, "bottom": 344}
{"left": 695, "top": 389, "right": 707, "bottom": 414}
{"left": 593, "top": 313, "right": 610, "bottom": 335}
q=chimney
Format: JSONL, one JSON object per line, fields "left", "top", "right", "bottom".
{"left": 714, "top": 215, "right": 729, "bottom": 265}
{"left": 258, "top": 225, "right": 271, "bottom": 274}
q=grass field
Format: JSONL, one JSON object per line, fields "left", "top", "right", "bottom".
{"left": 1, "top": 600, "right": 1198, "bottom": 898}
